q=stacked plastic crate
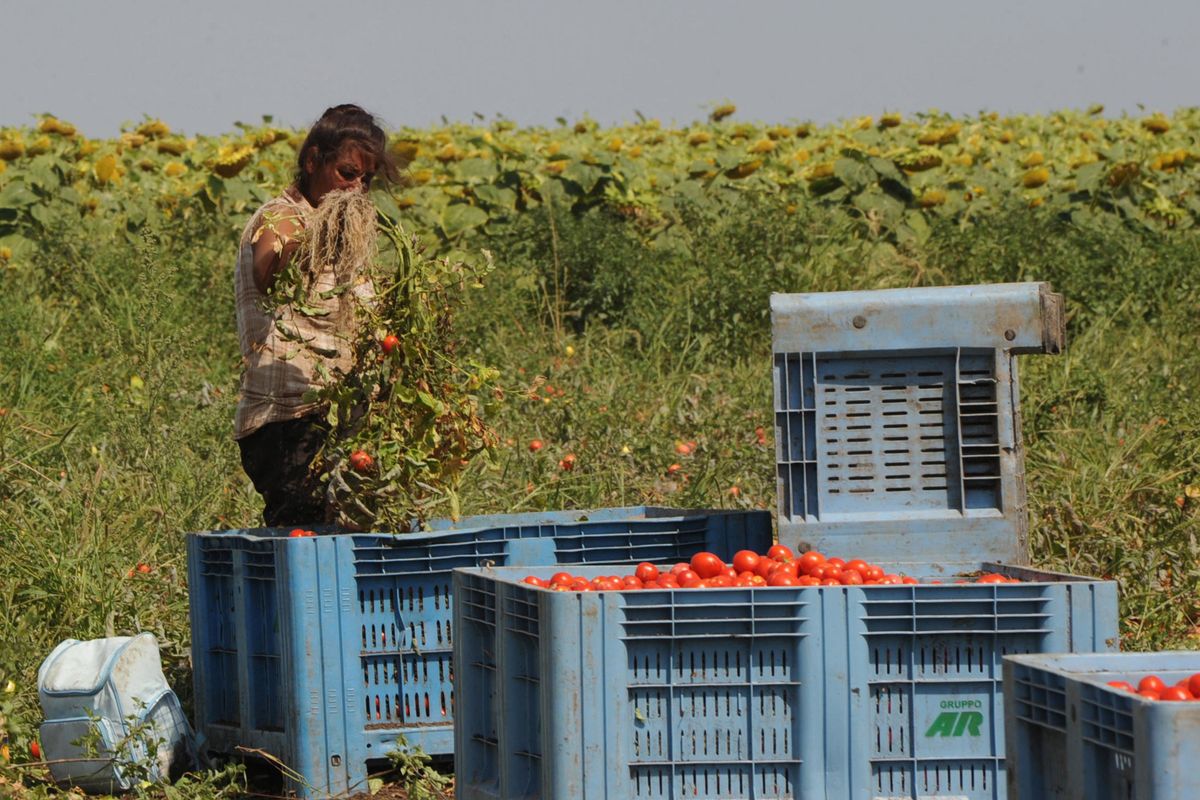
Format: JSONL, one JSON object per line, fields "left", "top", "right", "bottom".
{"left": 452, "top": 283, "right": 1121, "bottom": 799}
{"left": 186, "top": 506, "right": 772, "bottom": 797}
{"left": 1004, "top": 652, "right": 1200, "bottom": 799}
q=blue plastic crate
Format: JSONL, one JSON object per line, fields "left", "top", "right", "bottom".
{"left": 186, "top": 506, "right": 771, "bottom": 797}
{"left": 454, "top": 562, "right": 1116, "bottom": 800}
{"left": 1004, "top": 651, "right": 1200, "bottom": 799}
{"left": 771, "top": 283, "right": 1065, "bottom": 570}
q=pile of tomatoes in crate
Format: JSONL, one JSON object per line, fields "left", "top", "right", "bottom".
{"left": 1107, "top": 673, "right": 1200, "bottom": 702}
{"left": 520, "top": 544, "right": 1021, "bottom": 591}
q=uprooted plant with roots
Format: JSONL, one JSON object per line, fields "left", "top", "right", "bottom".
{"left": 267, "top": 189, "right": 499, "bottom": 531}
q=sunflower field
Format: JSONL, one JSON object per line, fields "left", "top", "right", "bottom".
{"left": 0, "top": 105, "right": 1198, "bottom": 794}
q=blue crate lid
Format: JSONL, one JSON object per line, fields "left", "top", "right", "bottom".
{"left": 772, "top": 282, "right": 1064, "bottom": 354}
{"left": 771, "top": 283, "right": 1064, "bottom": 570}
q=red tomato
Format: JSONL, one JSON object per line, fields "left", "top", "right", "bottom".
{"left": 732, "top": 550, "right": 761, "bottom": 574}
{"left": 570, "top": 577, "right": 590, "bottom": 590}
{"left": 797, "top": 551, "right": 825, "bottom": 574}
{"left": 635, "top": 563, "right": 660, "bottom": 582}
{"left": 771, "top": 562, "right": 800, "bottom": 579}
{"left": 1137, "top": 689, "right": 1161, "bottom": 700}
{"left": 381, "top": 334, "right": 400, "bottom": 354}
{"left": 622, "top": 576, "right": 644, "bottom": 590}
{"left": 709, "top": 575, "right": 734, "bottom": 588}
{"left": 767, "top": 544, "right": 794, "bottom": 562}
{"left": 676, "top": 569, "right": 699, "bottom": 584}
{"left": 820, "top": 578, "right": 841, "bottom": 586}
{"left": 690, "top": 552, "right": 725, "bottom": 579}
{"left": 349, "top": 449, "right": 374, "bottom": 472}
{"left": 826, "top": 557, "right": 845, "bottom": 569}
{"left": 823, "top": 568, "right": 843, "bottom": 583}
{"left": 1106, "top": 680, "right": 1136, "bottom": 693}
{"left": 670, "top": 562, "right": 691, "bottom": 576}
{"left": 839, "top": 570, "right": 864, "bottom": 586}
{"left": 528, "top": 439, "right": 544, "bottom": 452}
{"left": 977, "top": 573, "right": 1007, "bottom": 584}
{"left": 901, "top": 576, "right": 919, "bottom": 585}
{"left": 767, "top": 572, "right": 799, "bottom": 587}
{"left": 1159, "top": 686, "right": 1192, "bottom": 701}
{"left": 721, "top": 566, "right": 738, "bottom": 579}
{"left": 523, "top": 576, "right": 546, "bottom": 587}
{"left": 680, "top": 576, "right": 704, "bottom": 588}
{"left": 1139, "top": 675, "right": 1167, "bottom": 694}
{"left": 797, "top": 576, "right": 820, "bottom": 586}
{"left": 1187, "top": 673, "right": 1200, "bottom": 697}
{"left": 657, "top": 576, "right": 679, "bottom": 589}
{"left": 289, "top": 528, "right": 307, "bottom": 538}
{"left": 754, "top": 559, "right": 776, "bottom": 578}
{"left": 844, "top": 559, "right": 868, "bottom": 576}
{"left": 642, "top": 580, "right": 659, "bottom": 589}
{"left": 550, "top": 572, "right": 573, "bottom": 586}
{"left": 862, "top": 566, "right": 885, "bottom": 582}
{"left": 734, "top": 576, "right": 754, "bottom": 587}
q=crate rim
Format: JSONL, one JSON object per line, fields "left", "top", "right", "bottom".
{"left": 186, "top": 504, "right": 749, "bottom": 542}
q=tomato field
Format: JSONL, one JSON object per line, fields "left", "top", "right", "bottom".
{"left": 0, "top": 106, "right": 1198, "bottom": 794}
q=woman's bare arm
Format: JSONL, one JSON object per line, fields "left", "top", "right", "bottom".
{"left": 251, "top": 214, "right": 304, "bottom": 295}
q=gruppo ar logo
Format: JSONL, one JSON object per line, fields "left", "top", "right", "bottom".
{"left": 925, "top": 700, "right": 985, "bottom": 737}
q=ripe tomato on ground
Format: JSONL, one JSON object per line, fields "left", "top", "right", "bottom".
{"left": 381, "top": 334, "right": 400, "bottom": 354}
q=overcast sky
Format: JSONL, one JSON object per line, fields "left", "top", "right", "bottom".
{"left": 3, "top": 0, "right": 1197, "bottom": 136}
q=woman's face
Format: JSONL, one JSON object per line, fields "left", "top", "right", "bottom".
{"left": 303, "top": 141, "right": 376, "bottom": 206}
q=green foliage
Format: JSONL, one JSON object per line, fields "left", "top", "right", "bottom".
{"left": 384, "top": 736, "right": 452, "bottom": 799}
{"left": 312, "top": 214, "right": 501, "bottom": 531}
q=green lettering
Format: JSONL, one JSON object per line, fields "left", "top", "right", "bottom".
{"left": 954, "top": 711, "right": 984, "bottom": 736}
{"left": 924, "top": 712, "right": 958, "bottom": 737}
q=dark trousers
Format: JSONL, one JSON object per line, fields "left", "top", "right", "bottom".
{"left": 237, "top": 414, "right": 329, "bottom": 527}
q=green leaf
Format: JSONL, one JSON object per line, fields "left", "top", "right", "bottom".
{"left": 456, "top": 158, "right": 497, "bottom": 180}
{"left": 561, "top": 161, "right": 603, "bottom": 194}
{"left": 416, "top": 390, "right": 444, "bottom": 413}
{"left": 868, "top": 156, "right": 906, "bottom": 185}
{"left": 833, "top": 158, "right": 875, "bottom": 192}
{"left": 0, "top": 182, "right": 37, "bottom": 209}
{"left": 439, "top": 203, "right": 489, "bottom": 238}
{"left": 1074, "top": 161, "right": 1105, "bottom": 193}
{"left": 472, "top": 184, "right": 517, "bottom": 210}
{"left": 27, "top": 159, "right": 61, "bottom": 190}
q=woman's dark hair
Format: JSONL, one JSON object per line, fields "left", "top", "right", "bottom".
{"left": 295, "top": 104, "right": 400, "bottom": 192}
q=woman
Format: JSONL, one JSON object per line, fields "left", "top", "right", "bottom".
{"left": 234, "top": 104, "right": 399, "bottom": 526}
